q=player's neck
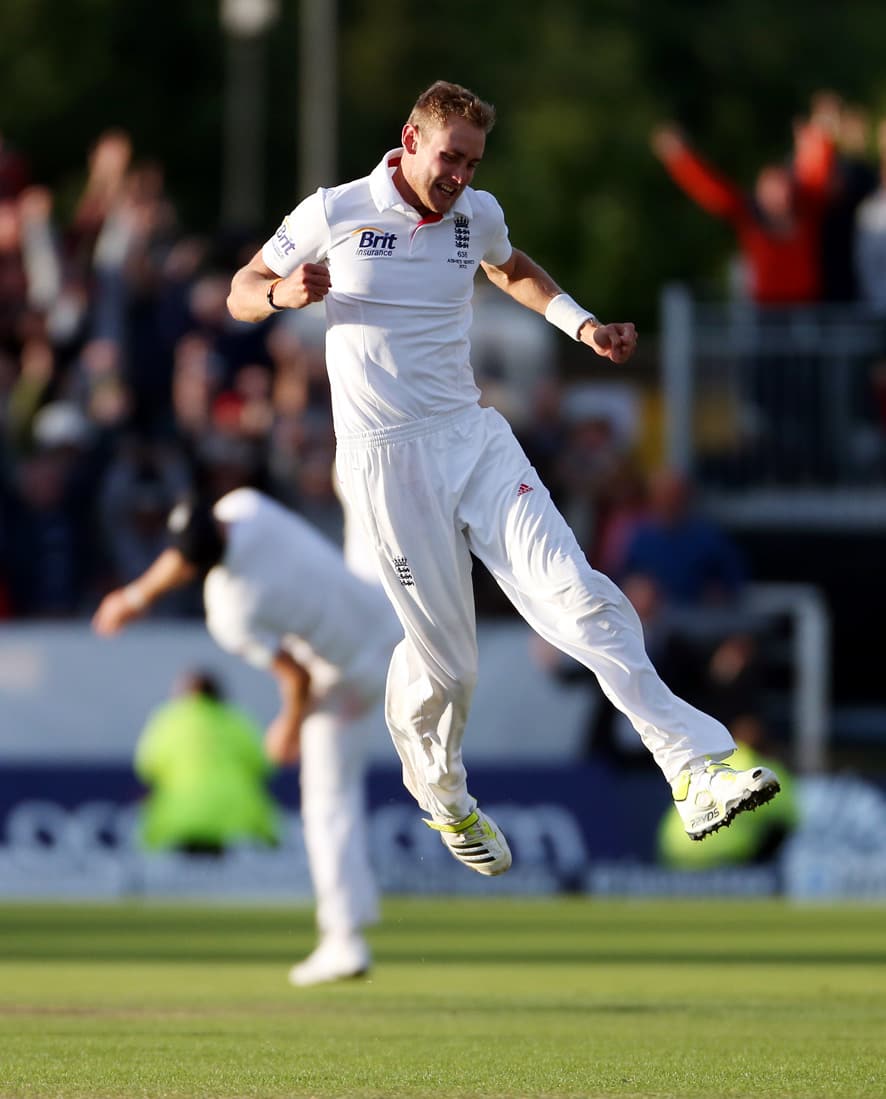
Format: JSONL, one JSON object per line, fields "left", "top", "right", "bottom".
{"left": 391, "top": 164, "right": 433, "bottom": 218}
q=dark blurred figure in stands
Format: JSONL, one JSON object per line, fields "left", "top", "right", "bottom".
{"left": 16, "top": 185, "right": 88, "bottom": 367}
{"left": 64, "top": 337, "right": 133, "bottom": 437}
{"left": 0, "top": 131, "right": 31, "bottom": 365}
{"left": 855, "top": 118, "right": 886, "bottom": 319}
{"left": 616, "top": 467, "right": 746, "bottom": 608}
{"left": 0, "top": 132, "right": 29, "bottom": 200}
{"left": 517, "top": 374, "right": 569, "bottom": 504}
{"left": 189, "top": 431, "right": 270, "bottom": 511}
{"left": 97, "top": 434, "right": 192, "bottom": 607}
{"left": 812, "top": 91, "right": 879, "bottom": 305}
{"left": 651, "top": 113, "right": 834, "bottom": 305}
{"left": 66, "top": 129, "right": 133, "bottom": 277}
{"left": 853, "top": 119, "right": 886, "bottom": 464}
{"left": 0, "top": 192, "right": 29, "bottom": 352}
{"left": 692, "top": 631, "right": 767, "bottom": 742}
{"left": 3, "top": 405, "right": 101, "bottom": 616}
{"left": 587, "top": 453, "right": 649, "bottom": 581}
{"left": 4, "top": 337, "right": 55, "bottom": 455}
{"left": 554, "top": 408, "right": 626, "bottom": 552}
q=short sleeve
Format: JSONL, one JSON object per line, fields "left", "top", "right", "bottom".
{"left": 475, "top": 191, "right": 513, "bottom": 267}
{"left": 261, "top": 189, "right": 331, "bottom": 277}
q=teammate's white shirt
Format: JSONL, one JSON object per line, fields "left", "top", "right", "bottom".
{"left": 262, "top": 149, "right": 513, "bottom": 438}
{"left": 203, "top": 488, "right": 398, "bottom": 701}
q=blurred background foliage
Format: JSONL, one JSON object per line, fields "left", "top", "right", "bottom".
{"left": 4, "top": 0, "right": 886, "bottom": 326}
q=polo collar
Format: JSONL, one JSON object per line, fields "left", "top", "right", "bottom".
{"left": 369, "top": 147, "right": 473, "bottom": 220}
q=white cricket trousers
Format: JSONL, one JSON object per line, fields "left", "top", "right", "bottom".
{"left": 336, "top": 404, "right": 735, "bottom": 823}
{"left": 299, "top": 689, "right": 380, "bottom": 937}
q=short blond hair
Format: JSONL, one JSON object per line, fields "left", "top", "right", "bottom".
{"left": 407, "top": 80, "right": 496, "bottom": 134}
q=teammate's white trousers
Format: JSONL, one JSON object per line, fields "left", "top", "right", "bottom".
{"left": 337, "top": 404, "right": 735, "bottom": 822}
{"left": 299, "top": 696, "right": 379, "bottom": 936}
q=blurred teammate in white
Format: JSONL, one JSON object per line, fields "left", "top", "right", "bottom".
{"left": 226, "top": 80, "right": 780, "bottom": 875}
{"left": 93, "top": 487, "right": 401, "bottom": 986}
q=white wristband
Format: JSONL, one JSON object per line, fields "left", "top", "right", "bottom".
{"left": 544, "top": 293, "right": 597, "bottom": 340}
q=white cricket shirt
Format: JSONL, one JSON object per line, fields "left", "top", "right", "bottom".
{"left": 262, "top": 149, "right": 514, "bottom": 437}
{"left": 203, "top": 488, "right": 399, "bottom": 699}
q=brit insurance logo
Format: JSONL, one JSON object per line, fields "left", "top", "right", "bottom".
{"left": 352, "top": 225, "right": 398, "bottom": 258}
{"left": 273, "top": 219, "right": 297, "bottom": 258}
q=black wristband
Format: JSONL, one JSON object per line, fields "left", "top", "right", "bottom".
{"left": 267, "top": 278, "right": 285, "bottom": 311}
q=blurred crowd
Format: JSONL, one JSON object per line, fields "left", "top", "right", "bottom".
{"left": 0, "top": 127, "right": 341, "bottom": 618}
{"left": 652, "top": 89, "right": 886, "bottom": 310}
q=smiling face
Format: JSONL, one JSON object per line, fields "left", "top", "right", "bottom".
{"left": 395, "top": 116, "right": 486, "bottom": 216}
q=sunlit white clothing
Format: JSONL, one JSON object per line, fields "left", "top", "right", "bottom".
{"left": 203, "top": 487, "right": 400, "bottom": 937}
{"left": 338, "top": 405, "right": 735, "bottom": 820}
{"left": 263, "top": 147, "right": 736, "bottom": 830}
{"left": 262, "top": 149, "right": 512, "bottom": 437}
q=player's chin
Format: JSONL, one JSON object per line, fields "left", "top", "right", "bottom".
{"left": 431, "top": 186, "right": 458, "bottom": 211}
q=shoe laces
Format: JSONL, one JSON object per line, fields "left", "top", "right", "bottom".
{"left": 425, "top": 810, "right": 498, "bottom": 856}
{"left": 451, "top": 816, "right": 494, "bottom": 848}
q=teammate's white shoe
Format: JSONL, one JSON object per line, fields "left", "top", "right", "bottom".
{"left": 672, "top": 758, "right": 781, "bottom": 840}
{"left": 424, "top": 808, "right": 512, "bottom": 875}
{"left": 288, "top": 933, "right": 370, "bottom": 987}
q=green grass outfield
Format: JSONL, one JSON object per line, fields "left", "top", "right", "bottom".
{"left": 1, "top": 897, "right": 884, "bottom": 1099}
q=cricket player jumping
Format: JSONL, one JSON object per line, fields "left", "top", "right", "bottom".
{"left": 227, "top": 80, "right": 780, "bottom": 876}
